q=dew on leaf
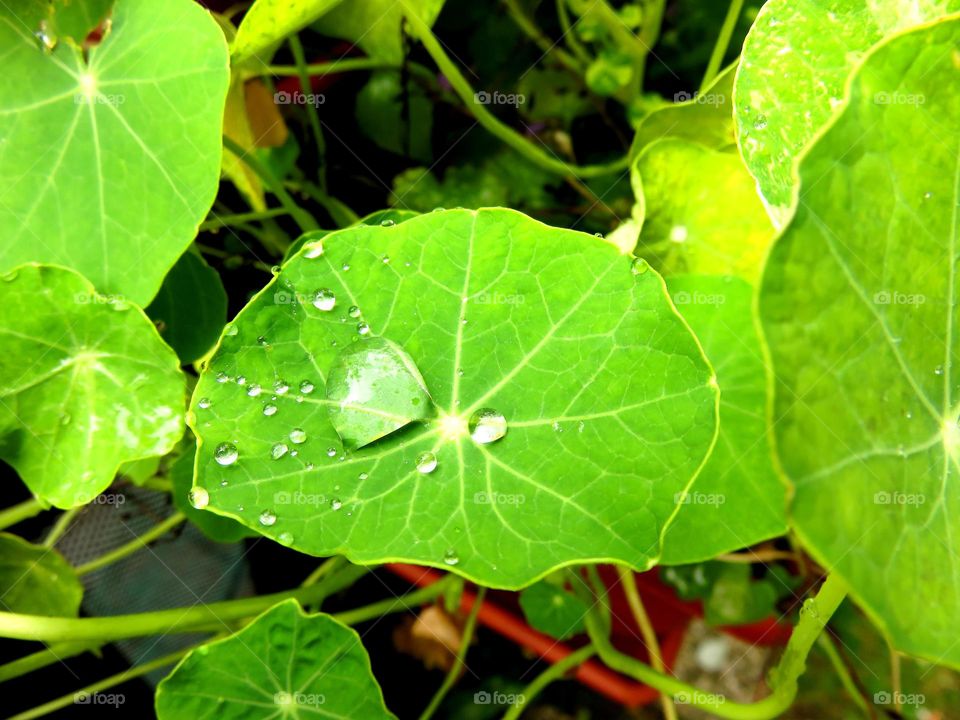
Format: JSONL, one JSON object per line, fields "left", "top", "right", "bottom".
{"left": 313, "top": 288, "right": 336, "bottom": 311}
{"left": 198, "top": 397, "right": 211, "bottom": 409}
{"left": 188, "top": 487, "right": 209, "bottom": 509}
{"left": 290, "top": 428, "right": 307, "bottom": 444}
{"left": 330, "top": 498, "right": 343, "bottom": 510}
{"left": 443, "top": 549, "right": 460, "bottom": 566}
{"left": 277, "top": 531, "right": 294, "bottom": 545}
{"left": 299, "top": 380, "right": 314, "bottom": 394}
{"left": 469, "top": 408, "right": 508, "bottom": 444}
{"left": 247, "top": 384, "right": 262, "bottom": 397}
{"left": 327, "top": 447, "right": 337, "bottom": 457}
{"left": 357, "top": 322, "right": 371, "bottom": 336}
{"left": 214, "top": 442, "right": 238, "bottom": 466}
{"left": 271, "top": 443, "right": 288, "bottom": 460}
{"left": 380, "top": 219, "right": 396, "bottom": 227}
{"left": 263, "top": 403, "right": 278, "bottom": 416}
{"left": 416, "top": 452, "right": 438, "bottom": 474}
{"left": 258, "top": 510, "right": 277, "bottom": 526}
{"left": 359, "top": 472, "right": 369, "bottom": 480}
{"left": 274, "top": 380, "right": 290, "bottom": 395}
{"left": 348, "top": 305, "right": 361, "bottom": 318}
{"left": 631, "top": 257, "right": 649, "bottom": 275}
{"left": 215, "top": 372, "right": 229, "bottom": 383}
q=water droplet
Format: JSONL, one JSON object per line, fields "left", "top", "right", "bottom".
{"left": 348, "top": 305, "right": 361, "bottom": 318}
{"left": 469, "top": 409, "right": 508, "bottom": 444}
{"left": 304, "top": 242, "right": 324, "bottom": 258}
{"left": 578, "top": 421, "right": 585, "bottom": 433}
{"left": 224, "top": 324, "right": 238, "bottom": 336}
{"left": 34, "top": 22, "right": 56, "bottom": 53}
{"left": 382, "top": 255, "right": 391, "bottom": 264}
{"left": 342, "top": 263, "right": 351, "bottom": 272}
{"left": 924, "top": 191, "right": 933, "bottom": 200}
{"left": 198, "top": 397, "right": 211, "bottom": 409}
{"left": 631, "top": 257, "right": 649, "bottom": 275}
{"left": 313, "top": 288, "right": 336, "bottom": 311}
{"left": 380, "top": 219, "right": 396, "bottom": 227}
{"left": 359, "top": 472, "right": 369, "bottom": 480}
{"left": 277, "top": 531, "right": 294, "bottom": 545}
{"left": 935, "top": 365, "right": 944, "bottom": 376}
{"left": 189, "top": 487, "right": 209, "bottom": 509}
{"left": 216, "top": 372, "right": 229, "bottom": 383}
{"left": 594, "top": 232, "right": 603, "bottom": 238}
{"left": 357, "top": 322, "right": 371, "bottom": 336}
{"left": 290, "top": 428, "right": 307, "bottom": 444}
{"left": 263, "top": 403, "right": 278, "bottom": 416}
{"left": 753, "top": 114, "right": 768, "bottom": 130}
{"left": 247, "top": 384, "right": 262, "bottom": 397}
{"left": 326, "top": 447, "right": 337, "bottom": 457}
{"left": 552, "top": 421, "right": 563, "bottom": 433}
{"left": 257, "top": 336, "right": 269, "bottom": 346}
{"left": 299, "top": 380, "right": 314, "bottom": 394}
{"left": 236, "top": 376, "right": 246, "bottom": 385}
{"left": 214, "top": 442, "right": 238, "bottom": 466}
{"left": 258, "top": 510, "right": 277, "bottom": 526}
{"left": 271, "top": 443, "right": 288, "bottom": 459}
{"left": 416, "top": 452, "right": 438, "bottom": 474}
{"left": 330, "top": 498, "right": 343, "bottom": 510}
{"left": 274, "top": 380, "right": 290, "bottom": 395}
{"left": 443, "top": 549, "right": 460, "bottom": 566}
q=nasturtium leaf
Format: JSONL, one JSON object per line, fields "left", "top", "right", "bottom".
{"left": 0, "top": 533, "right": 82, "bottom": 616}
{"left": 661, "top": 276, "right": 786, "bottom": 564}
{"left": 519, "top": 580, "right": 588, "bottom": 639}
{"left": 147, "top": 251, "right": 228, "bottom": 365}
{"left": 356, "top": 70, "right": 433, "bottom": 162}
{"left": 188, "top": 208, "right": 718, "bottom": 588}
{"left": 156, "top": 599, "right": 395, "bottom": 719}
{"left": 759, "top": 16, "right": 960, "bottom": 667}
{"left": 232, "top": 0, "right": 343, "bottom": 65}
{"left": 0, "top": 265, "right": 185, "bottom": 509}
{"left": 171, "top": 445, "right": 254, "bottom": 543}
{"left": 632, "top": 138, "right": 775, "bottom": 283}
{"left": 326, "top": 338, "right": 433, "bottom": 449}
{"left": 734, "top": 0, "right": 959, "bottom": 216}
{"left": 0, "top": 0, "right": 229, "bottom": 306}
{"left": 314, "top": 0, "right": 445, "bottom": 64}
{"left": 50, "top": 0, "right": 114, "bottom": 43}
{"left": 284, "top": 210, "right": 420, "bottom": 263}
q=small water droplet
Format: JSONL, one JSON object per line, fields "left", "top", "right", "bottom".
{"left": 304, "top": 242, "right": 324, "bottom": 258}
{"left": 247, "top": 384, "right": 262, "bottom": 397}
{"left": 935, "top": 365, "right": 944, "bottom": 376}
{"left": 416, "top": 452, "right": 438, "bottom": 474}
{"left": 348, "top": 305, "right": 361, "bottom": 318}
{"left": 631, "top": 257, "right": 649, "bottom": 275}
{"left": 214, "top": 442, "right": 238, "bottom": 466}
{"left": 382, "top": 255, "right": 391, "bottom": 264}
{"left": 326, "top": 447, "right": 337, "bottom": 457}
{"left": 198, "top": 397, "right": 211, "bottom": 409}
{"left": 236, "top": 376, "right": 246, "bottom": 385}
{"left": 924, "top": 191, "right": 933, "bottom": 200}
{"left": 469, "top": 409, "right": 508, "bottom": 444}
{"left": 357, "top": 322, "right": 371, "bottom": 336}
{"left": 753, "top": 114, "right": 768, "bottom": 130}
{"left": 443, "top": 549, "right": 460, "bottom": 566}
{"left": 330, "top": 498, "right": 343, "bottom": 510}
{"left": 258, "top": 510, "right": 277, "bottom": 526}
{"left": 359, "top": 472, "right": 369, "bottom": 480}
{"left": 263, "top": 403, "right": 278, "bottom": 416}
{"left": 277, "top": 531, "right": 294, "bottom": 545}
{"left": 257, "top": 336, "right": 269, "bottom": 346}
{"left": 224, "top": 323, "right": 238, "bottom": 336}
{"left": 216, "top": 372, "right": 229, "bottom": 383}
{"left": 313, "top": 288, "right": 336, "bottom": 311}
{"left": 552, "top": 421, "right": 563, "bottom": 433}
{"left": 342, "top": 263, "right": 351, "bottom": 272}
{"left": 380, "top": 219, "right": 396, "bottom": 227}
{"left": 578, "top": 421, "right": 585, "bottom": 433}
{"left": 274, "top": 380, "right": 290, "bottom": 395}
{"left": 271, "top": 443, "right": 288, "bottom": 459}
{"left": 290, "top": 428, "right": 307, "bottom": 444}
{"left": 299, "top": 380, "right": 314, "bottom": 394}
{"left": 189, "top": 487, "right": 209, "bottom": 509}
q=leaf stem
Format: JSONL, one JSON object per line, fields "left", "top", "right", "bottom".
{"left": 816, "top": 634, "right": 871, "bottom": 716}
{"left": 263, "top": 57, "right": 391, "bottom": 76}
{"left": 502, "top": 644, "right": 596, "bottom": 720}
{"left": 555, "top": 0, "right": 593, "bottom": 66}
{"left": 700, "top": 0, "right": 744, "bottom": 92}
{"left": 418, "top": 587, "right": 486, "bottom": 720}
{"left": 617, "top": 566, "right": 677, "bottom": 720}
{"left": 398, "top": 0, "right": 628, "bottom": 178}
{"left": 333, "top": 576, "right": 456, "bottom": 626}
{"left": 42, "top": 507, "right": 80, "bottom": 547}
{"left": 222, "top": 136, "right": 319, "bottom": 232}
{"left": 288, "top": 34, "right": 327, "bottom": 191}
{"left": 75, "top": 513, "right": 186, "bottom": 576}
{"left": 199, "top": 207, "right": 290, "bottom": 231}
{"left": 0, "top": 499, "right": 44, "bottom": 531}
{"left": 502, "top": 0, "right": 583, "bottom": 74}
{"left": 0, "top": 642, "right": 99, "bottom": 683}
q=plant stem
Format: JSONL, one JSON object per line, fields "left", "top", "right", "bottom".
{"left": 302, "top": 556, "right": 345, "bottom": 587}
{"left": 700, "top": 0, "right": 744, "bottom": 92}
{"left": 816, "top": 634, "right": 871, "bottom": 716}
{"left": 502, "top": 644, "right": 596, "bottom": 720}
{"left": 42, "top": 507, "right": 81, "bottom": 547}
{"left": 0, "top": 498, "right": 44, "bottom": 531}
{"left": 555, "top": 0, "right": 593, "bottom": 66}
{"left": 199, "top": 207, "right": 290, "bottom": 231}
{"left": 8, "top": 647, "right": 191, "bottom": 720}
{"left": 0, "top": 642, "right": 98, "bottom": 683}
{"left": 502, "top": 0, "right": 583, "bottom": 74}
{"left": 263, "top": 57, "right": 390, "bottom": 76}
{"left": 0, "top": 575, "right": 454, "bottom": 644}
{"left": 617, "top": 566, "right": 676, "bottom": 720}
{"left": 399, "top": 0, "right": 629, "bottom": 179}
{"left": 222, "top": 135, "right": 318, "bottom": 233}
{"left": 580, "top": 574, "right": 847, "bottom": 719}
{"left": 288, "top": 34, "right": 327, "bottom": 191}
{"left": 75, "top": 513, "right": 186, "bottom": 576}
{"left": 418, "top": 587, "right": 486, "bottom": 720}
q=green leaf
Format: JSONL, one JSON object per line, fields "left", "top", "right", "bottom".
{"left": 147, "top": 251, "right": 228, "bottom": 365}
{"left": 0, "top": 0, "right": 229, "bottom": 306}
{"left": 519, "top": 579, "right": 588, "bottom": 639}
{"left": 171, "top": 444, "right": 254, "bottom": 543}
{"left": 314, "top": 0, "right": 445, "bottom": 64}
{"left": 661, "top": 276, "right": 786, "bottom": 564}
{"left": 50, "top": 0, "right": 114, "bottom": 43}
{"left": 232, "top": 0, "right": 344, "bottom": 64}
{"left": 156, "top": 599, "right": 396, "bottom": 719}
{"left": 734, "top": 0, "right": 959, "bottom": 215}
{"left": 326, "top": 337, "right": 433, "bottom": 449}
{"left": 284, "top": 210, "right": 420, "bottom": 263}
{"left": 0, "top": 264, "right": 185, "bottom": 508}
{"left": 758, "top": 16, "right": 960, "bottom": 668}
{"left": 0, "top": 533, "right": 82, "bottom": 616}
{"left": 355, "top": 70, "right": 433, "bottom": 162}
{"left": 188, "top": 208, "right": 718, "bottom": 588}
{"left": 633, "top": 138, "right": 774, "bottom": 283}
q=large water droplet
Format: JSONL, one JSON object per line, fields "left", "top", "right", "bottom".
{"left": 274, "top": 380, "right": 290, "bottom": 395}
{"left": 259, "top": 510, "right": 277, "bottom": 526}
{"left": 299, "top": 380, "right": 315, "bottom": 394}
{"left": 380, "top": 218, "right": 396, "bottom": 227}
{"left": 263, "top": 403, "right": 278, "bottom": 416}
{"left": 189, "top": 487, "right": 209, "bottom": 509}
{"left": 247, "top": 384, "right": 262, "bottom": 397}
{"left": 631, "top": 257, "right": 649, "bottom": 275}
{"left": 416, "top": 452, "right": 438, "bottom": 474}
{"left": 313, "top": 288, "right": 336, "bottom": 311}
{"left": 214, "top": 442, "right": 238, "bottom": 466}
{"left": 469, "top": 409, "right": 507, "bottom": 444}
{"left": 289, "top": 428, "right": 307, "bottom": 444}
{"left": 357, "top": 322, "right": 371, "bottom": 336}
{"left": 348, "top": 305, "right": 361, "bottom": 318}
{"left": 271, "top": 443, "right": 289, "bottom": 459}
{"left": 198, "top": 398, "right": 211, "bottom": 409}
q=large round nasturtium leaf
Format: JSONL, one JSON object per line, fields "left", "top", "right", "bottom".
{"left": 188, "top": 208, "right": 718, "bottom": 588}
{"left": 171, "top": 446, "right": 254, "bottom": 544}
{"left": 0, "top": 533, "right": 83, "bottom": 616}
{"left": 759, "top": 16, "right": 960, "bottom": 668}
{"left": 0, "top": 0, "right": 229, "bottom": 306}
{"left": 156, "top": 599, "right": 396, "bottom": 719}
{"left": 0, "top": 264, "right": 186, "bottom": 508}
{"left": 661, "top": 276, "right": 786, "bottom": 564}
{"left": 633, "top": 138, "right": 775, "bottom": 283}
{"left": 734, "top": 0, "right": 959, "bottom": 218}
